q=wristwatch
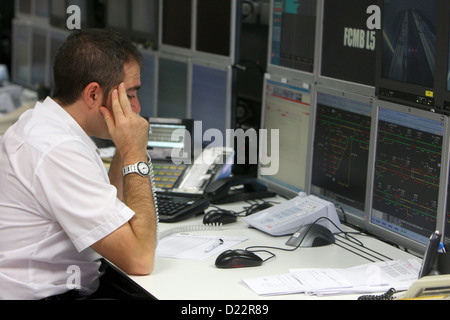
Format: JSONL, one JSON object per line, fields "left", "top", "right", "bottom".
{"left": 122, "top": 161, "right": 151, "bottom": 178}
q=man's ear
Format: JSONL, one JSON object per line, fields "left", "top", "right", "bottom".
{"left": 82, "top": 82, "right": 103, "bottom": 109}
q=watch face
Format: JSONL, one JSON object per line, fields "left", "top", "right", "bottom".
{"left": 137, "top": 162, "right": 150, "bottom": 175}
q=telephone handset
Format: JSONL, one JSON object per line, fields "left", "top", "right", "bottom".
{"left": 204, "top": 176, "right": 276, "bottom": 204}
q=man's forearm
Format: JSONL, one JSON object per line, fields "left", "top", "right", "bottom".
{"left": 109, "top": 151, "right": 124, "bottom": 201}
{"left": 122, "top": 155, "right": 158, "bottom": 274}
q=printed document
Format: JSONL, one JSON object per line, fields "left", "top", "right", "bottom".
{"left": 241, "top": 259, "right": 421, "bottom": 296}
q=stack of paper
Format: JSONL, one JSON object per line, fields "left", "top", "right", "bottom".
{"left": 241, "top": 259, "right": 421, "bottom": 296}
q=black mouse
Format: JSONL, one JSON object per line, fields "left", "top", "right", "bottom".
{"left": 285, "top": 224, "right": 335, "bottom": 248}
{"left": 203, "top": 210, "right": 237, "bottom": 225}
{"left": 215, "top": 249, "right": 263, "bottom": 269}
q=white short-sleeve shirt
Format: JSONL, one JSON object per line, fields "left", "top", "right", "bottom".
{"left": 0, "top": 97, "right": 135, "bottom": 300}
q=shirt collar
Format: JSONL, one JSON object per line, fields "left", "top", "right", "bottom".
{"left": 40, "top": 97, "right": 99, "bottom": 153}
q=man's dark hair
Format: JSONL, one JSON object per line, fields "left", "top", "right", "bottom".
{"left": 52, "top": 28, "right": 143, "bottom": 106}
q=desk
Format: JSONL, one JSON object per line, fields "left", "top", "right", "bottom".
{"left": 128, "top": 197, "right": 420, "bottom": 301}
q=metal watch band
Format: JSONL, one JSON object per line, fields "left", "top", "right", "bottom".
{"left": 122, "top": 161, "right": 150, "bottom": 177}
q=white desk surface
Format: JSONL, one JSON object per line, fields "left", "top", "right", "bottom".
{"left": 129, "top": 198, "right": 420, "bottom": 301}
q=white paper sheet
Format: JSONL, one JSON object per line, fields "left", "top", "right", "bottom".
{"left": 241, "top": 259, "right": 421, "bottom": 296}
{"left": 156, "top": 234, "right": 247, "bottom": 260}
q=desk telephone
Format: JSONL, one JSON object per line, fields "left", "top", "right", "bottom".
{"left": 243, "top": 193, "right": 342, "bottom": 237}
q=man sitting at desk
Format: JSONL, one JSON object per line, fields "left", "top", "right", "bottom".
{"left": 0, "top": 29, "right": 158, "bottom": 300}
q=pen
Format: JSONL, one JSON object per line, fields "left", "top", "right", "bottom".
{"left": 205, "top": 239, "right": 224, "bottom": 253}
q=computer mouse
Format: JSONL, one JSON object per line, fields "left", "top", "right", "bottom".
{"left": 215, "top": 249, "right": 263, "bottom": 269}
{"left": 203, "top": 209, "right": 238, "bottom": 225}
{"left": 285, "top": 224, "right": 335, "bottom": 248}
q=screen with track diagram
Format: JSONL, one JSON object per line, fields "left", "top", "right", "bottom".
{"left": 371, "top": 107, "right": 444, "bottom": 245}
{"left": 311, "top": 92, "right": 372, "bottom": 221}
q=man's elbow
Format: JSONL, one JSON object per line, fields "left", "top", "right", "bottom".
{"left": 123, "top": 254, "right": 154, "bottom": 276}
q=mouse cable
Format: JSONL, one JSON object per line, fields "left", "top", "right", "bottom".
{"left": 205, "top": 205, "right": 245, "bottom": 218}
{"left": 241, "top": 199, "right": 281, "bottom": 217}
{"left": 244, "top": 216, "right": 371, "bottom": 262}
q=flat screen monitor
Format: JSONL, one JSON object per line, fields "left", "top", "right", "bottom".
{"left": 311, "top": 88, "right": 373, "bottom": 227}
{"left": 17, "top": 0, "right": 33, "bottom": 16}
{"left": 190, "top": 62, "right": 231, "bottom": 146}
{"left": 105, "top": 0, "right": 130, "bottom": 34}
{"left": 270, "top": 0, "right": 317, "bottom": 74}
{"left": 258, "top": 74, "right": 314, "bottom": 198}
{"left": 49, "top": 0, "right": 67, "bottom": 28}
{"left": 31, "top": 26, "right": 48, "bottom": 87}
{"left": 12, "top": 20, "right": 31, "bottom": 87}
{"left": 138, "top": 49, "right": 157, "bottom": 118}
{"left": 375, "top": 0, "right": 438, "bottom": 111}
{"left": 130, "top": 0, "right": 158, "bottom": 49}
{"left": 161, "top": 0, "right": 192, "bottom": 49}
{"left": 195, "top": 0, "right": 232, "bottom": 57}
{"left": 147, "top": 117, "right": 194, "bottom": 161}
{"left": 320, "top": 0, "right": 377, "bottom": 90}
{"left": 369, "top": 100, "right": 448, "bottom": 254}
{"left": 35, "top": 0, "right": 50, "bottom": 19}
{"left": 157, "top": 56, "right": 188, "bottom": 119}
{"left": 48, "top": 29, "right": 69, "bottom": 93}
{"left": 435, "top": 1, "right": 450, "bottom": 114}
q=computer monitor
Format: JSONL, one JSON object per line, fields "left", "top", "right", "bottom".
{"left": 311, "top": 87, "right": 374, "bottom": 228}
{"left": 156, "top": 55, "right": 189, "bottom": 119}
{"left": 435, "top": 1, "right": 450, "bottom": 114}
{"left": 11, "top": 19, "right": 31, "bottom": 87}
{"left": 16, "top": 0, "right": 33, "bottom": 16}
{"left": 190, "top": 61, "right": 232, "bottom": 147}
{"left": 35, "top": 0, "right": 49, "bottom": 19}
{"left": 368, "top": 100, "right": 448, "bottom": 254}
{"left": 138, "top": 49, "right": 157, "bottom": 118}
{"left": 31, "top": 26, "right": 48, "bottom": 87}
{"left": 319, "top": 0, "right": 377, "bottom": 97}
{"left": 195, "top": 0, "right": 232, "bottom": 58}
{"left": 258, "top": 73, "right": 314, "bottom": 198}
{"left": 160, "top": 0, "right": 192, "bottom": 51}
{"left": 269, "top": 0, "right": 318, "bottom": 74}
{"left": 48, "top": 28, "right": 69, "bottom": 93}
{"left": 105, "top": 0, "right": 129, "bottom": 33}
{"left": 130, "top": 0, "right": 158, "bottom": 49}
{"left": 375, "top": 0, "right": 438, "bottom": 111}
{"left": 48, "top": 0, "right": 66, "bottom": 28}
{"left": 147, "top": 117, "right": 194, "bottom": 161}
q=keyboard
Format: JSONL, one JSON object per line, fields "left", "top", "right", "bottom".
{"left": 156, "top": 192, "right": 210, "bottom": 223}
